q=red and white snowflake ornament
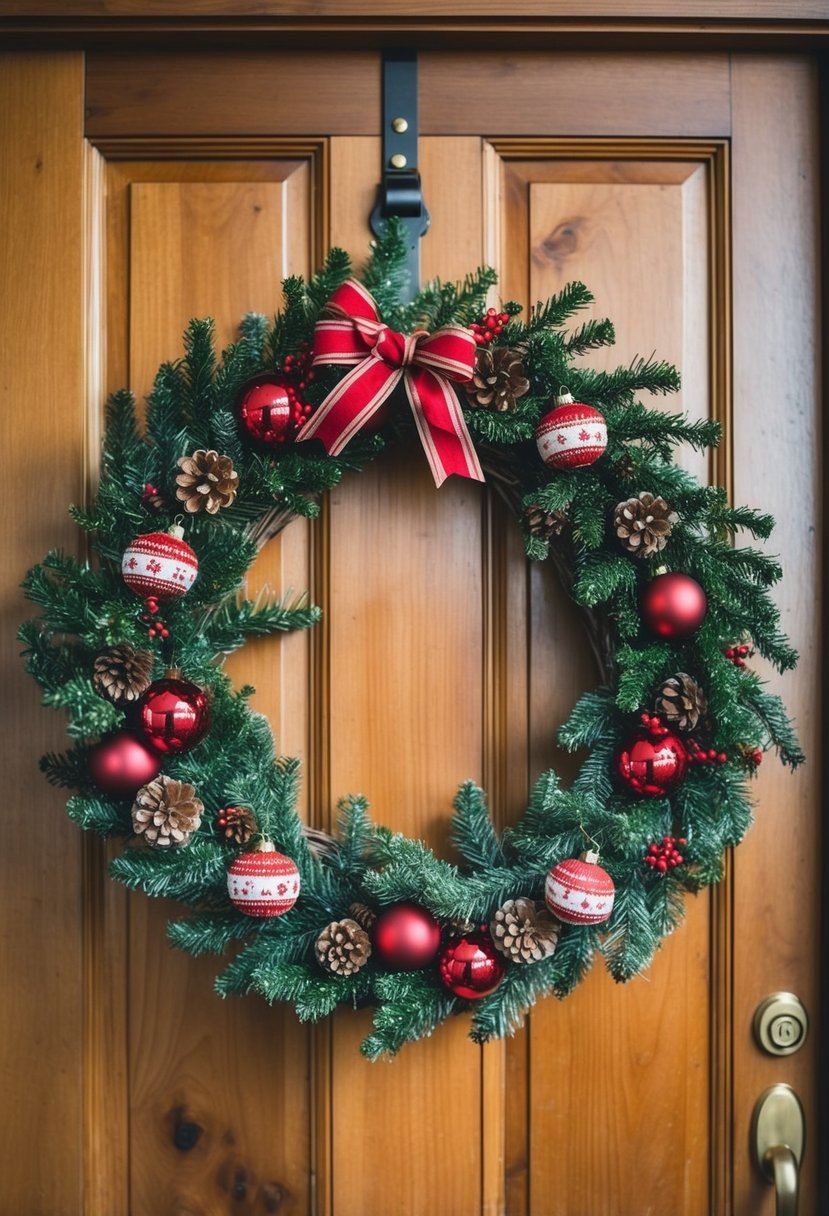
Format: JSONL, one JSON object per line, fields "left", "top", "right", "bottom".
{"left": 535, "top": 388, "right": 607, "bottom": 471}
{"left": 122, "top": 523, "right": 198, "bottom": 602}
{"left": 227, "top": 840, "right": 300, "bottom": 918}
{"left": 544, "top": 850, "right": 615, "bottom": 926}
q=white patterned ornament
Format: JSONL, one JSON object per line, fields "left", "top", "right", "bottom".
{"left": 122, "top": 523, "right": 198, "bottom": 601}
{"left": 535, "top": 388, "right": 608, "bottom": 470}
{"left": 227, "top": 840, "right": 300, "bottom": 918}
{"left": 544, "top": 850, "right": 615, "bottom": 926}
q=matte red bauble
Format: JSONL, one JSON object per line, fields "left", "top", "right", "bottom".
{"left": 134, "top": 675, "right": 210, "bottom": 755}
{"left": 544, "top": 851, "right": 615, "bottom": 926}
{"left": 438, "top": 930, "right": 505, "bottom": 999}
{"left": 227, "top": 842, "right": 300, "bottom": 918}
{"left": 616, "top": 729, "right": 688, "bottom": 797}
{"left": 641, "top": 571, "right": 707, "bottom": 639}
{"left": 535, "top": 389, "right": 607, "bottom": 470}
{"left": 122, "top": 524, "right": 198, "bottom": 601}
{"left": 88, "top": 729, "right": 161, "bottom": 796}
{"left": 373, "top": 902, "right": 441, "bottom": 970}
{"left": 237, "top": 375, "right": 295, "bottom": 445}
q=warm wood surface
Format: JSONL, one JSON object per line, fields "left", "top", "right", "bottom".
{"left": 1, "top": 0, "right": 828, "bottom": 19}
{"left": 120, "top": 161, "right": 318, "bottom": 1214}
{"left": 1, "top": 44, "right": 822, "bottom": 1216}
{"left": 731, "top": 56, "right": 821, "bottom": 1215}
{"left": 420, "top": 54, "right": 731, "bottom": 137}
{"left": 85, "top": 51, "right": 732, "bottom": 140}
{"left": 0, "top": 53, "right": 87, "bottom": 1216}
{"left": 322, "top": 134, "right": 491, "bottom": 1216}
{"left": 85, "top": 52, "right": 381, "bottom": 137}
{"left": 512, "top": 144, "right": 712, "bottom": 1215}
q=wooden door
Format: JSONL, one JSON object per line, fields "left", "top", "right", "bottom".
{"left": 1, "top": 48, "right": 821, "bottom": 1216}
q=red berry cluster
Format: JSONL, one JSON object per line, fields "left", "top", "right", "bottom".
{"left": 638, "top": 712, "right": 669, "bottom": 738}
{"left": 281, "top": 344, "right": 316, "bottom": 430}
{"left": 644, "top": 835, "right": 686, "bottom": 874}
{"left": 739, "top": 743, "right": 764, "bottom": 767}
{"left": 141, "top": 596, "right": 170, "bottom": 640}
{"left": 723, "top": 642, "right": 752, "bottom": 668}
{"left": 470, "top": 307, "right": 510, "bottom": 346}
{"left": 685, "top": 739, "right": 728, "bottom": 766}
{"left": 141, "top": 483, "right": 164, "bottom": 510}
{"left": 215, "top": 809, "right": 232, "bottom": 831}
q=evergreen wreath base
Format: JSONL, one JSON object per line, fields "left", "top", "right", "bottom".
{"left": 21, "top": 223, "right": 801, "bottom": 1058}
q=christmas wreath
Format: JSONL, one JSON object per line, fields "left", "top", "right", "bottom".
{"left": 21, "top": 224, "right": 801, "bottom": 1058}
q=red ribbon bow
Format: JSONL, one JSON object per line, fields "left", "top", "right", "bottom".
{"left": 295, "top": 279, "right": 484, "bottom": 487}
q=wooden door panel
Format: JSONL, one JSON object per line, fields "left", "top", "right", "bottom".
{"left": 0, "top": 51, "right": 87, "bottom": 1216}
{"left": 106, "top": 152, "right": 320, "bottom": 1214}
{"left": 730, "top": 56, "right": 821, "bottom": 1213}
{"left": 486, "top": 142, "right": 719, "bottom": 1215}
{"left": 2, "top": 48, "right": 821, "bottom": 1216}
{"left": 323, "top": 133, "right": 493, "bottom": 1216}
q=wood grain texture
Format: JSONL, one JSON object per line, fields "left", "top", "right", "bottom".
{"left": 420, "top": 53, "right": 731, "bottom": 137}
{"left": 731, "top": 56, "right": 821, "bottom": 1216}
{"left": 1, "top": 44, "right": 822, "bottom": 1216}
{"left": 0, "top": 52, "right": 87, "bottom": 1216}
{"left": 490, "top": 144, "right": 714, "bottom": 1214}
{"left": 123, "top": 166, "right": 316, "bottom": 1215}
{"left": 324, "top": 134, "right": 490, "bottom": 1216}
{"left": 86, "top": 52, "right": 381, "bottom": 137}
{"left": 2, "top": 0, "right": 829, "bottom": 19}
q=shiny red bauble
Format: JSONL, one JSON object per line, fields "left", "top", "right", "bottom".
{"left": 134, "top": 675, "right": 210, "bottom": 755}
{"left": 616, "top": 729, "right": 688, "bottom": 797}
{"left": 122, "top": 526, "right": 198, "bottom": 602}
{"left": 535, "top": 390, "right": 607, "bottom": 470}
{"left": 544, "top": 851, "right": 615, "bottom": 926}
{"left": 641, "top": 571, "right": 707, "bottom": 639}
{"left": 372, "top": 902, "right": 442, "bottom": 971}
{"left": 238, "top": 375, "right": 302, "bottom": 445}
{"left": 88, "top": 729, "right": 161, "bottom": 796}
{"left": 438, "top": 930, "right": 505, "bottom": 999}
{"left": 227, "top": 842, "right": 300, "bottom": 918}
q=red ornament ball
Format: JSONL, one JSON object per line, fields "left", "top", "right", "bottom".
{"left": 544, "top": 852, "right": 615, "bottom": 926}
{"left": 227, "top": 843, "right": 300, "bottom": 918}
{"left": 122, "top": 526, "right": 198, "bottom": 602}
{"left": 373, "top": 902, "right": 441, "bottom": 971}
{"left": 535, "top": 390, "right": 607, "bottom": 470}
{"left": 237, "top": 375, "right": 302, "bottom": 445}
{"left": 641, "top": 572, "right": 707, "bottom": 639}
{"left": 134, "top": 675, "right": 210, "bottom": 756}
{"left": 438, "top": 929, "right": 504, "bottom": 999}
{"left": 88, "top": 729, "right": 161, "bottom": 796}
{"left": 616, "top": 729, "right": 688, "bottom": 797}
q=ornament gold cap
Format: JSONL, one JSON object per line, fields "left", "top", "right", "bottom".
{"left": 581, "top": 849, "right": 601, "bottom": 865}
{"left": 555, "top": 386, "right": 574, "bottom": 406}
{"left": 168, "top": 522, "right": 185, "bottom": 541}
{"left": 653, "top": 565, "right": 669, "bottom": 577}
{"left": 257, "top": 839, "right": 276, "bottom": 853}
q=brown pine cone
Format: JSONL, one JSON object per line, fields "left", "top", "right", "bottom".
{"left": 490, "top": 897, "right": 560, "bottom": 963}
{"left": 657, "top": 672, "right": 708, "bottom": 732}
{"left": 175, "top": 449, "right": 239, "bottom": 514}
{"left": 92, "top": 643, "right": 154, "bottom": 706}
{"left": 464, "top": 347, "right": 529, "bottom": 412}
{"left": 315, "top": 918, "right": 372, "bottom": 976}
{"left": 132, "top": 775, "right": 203, "bottom": 848}
{"left": 525, "top": 503, "right": 567, "bottom": 541}
{"left": 348, "top": 901, "right": 378, "bottom": 932}
{"left": 614, "top": 491, "right": 677, "bottom": 559}
{"left": 217, "top": 805, "right": 257, "bottom": 845}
